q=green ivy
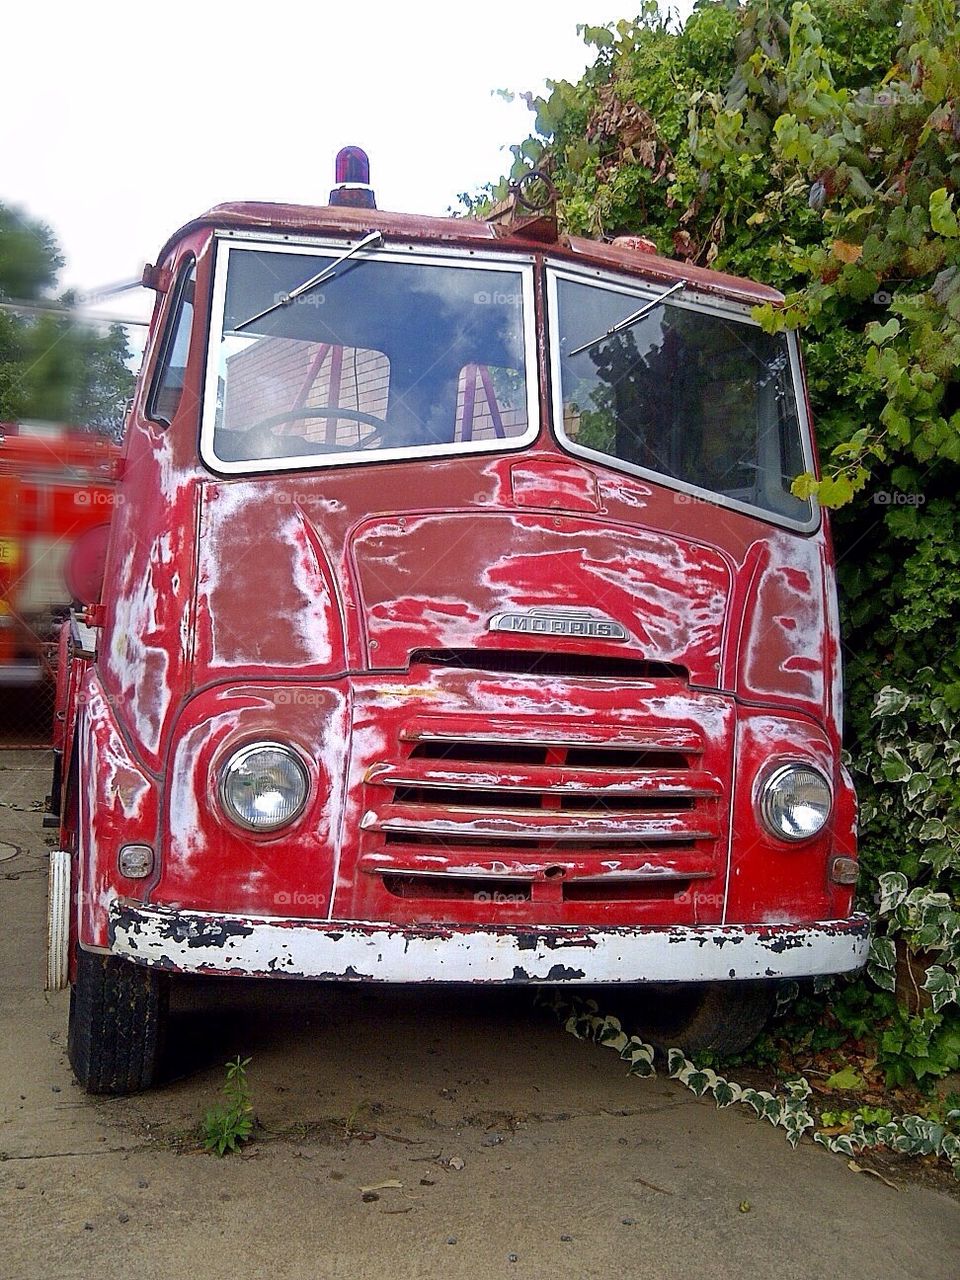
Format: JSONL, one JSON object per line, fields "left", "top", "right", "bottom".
{"left": 485, "top": 0, "right": 960, "bottom": 1084}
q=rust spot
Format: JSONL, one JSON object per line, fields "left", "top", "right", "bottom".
{"left": 543, "top": 963, "right": 587, "bottom": 981}
{"left": 157, "top": 915, "right": 255, "bottom": 949}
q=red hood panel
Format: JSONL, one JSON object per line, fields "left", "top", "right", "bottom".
{"left": 189, "top": 479, "right": 831, "bottom": 720}
{"left": 194, "top": 483, "right": 347, "bottom": 677}
{"left": 351, "top": 512, "right": 731, "bottom": 684}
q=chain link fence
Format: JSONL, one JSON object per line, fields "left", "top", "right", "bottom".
{"left": 0, "top": 669, "right": 57, "bottom": 747}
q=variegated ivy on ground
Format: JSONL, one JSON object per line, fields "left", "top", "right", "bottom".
{"left": 482, "top": 0, "right": 960, "bottom": 1086}
{"left": 546, "top": 995, "right": 960, "bottom": 1179}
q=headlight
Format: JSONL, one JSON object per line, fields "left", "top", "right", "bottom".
{"left": 758, "top": 763, "right": 832, "bottom": 842}
{"left": 219, "top": 742, "right": 309, "bottom": 832}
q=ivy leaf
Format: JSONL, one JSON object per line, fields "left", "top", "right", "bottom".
{"left": 870, "top": 936, "right": 901, "bottom": 993}
{"left": 869, "top": 934, "right": 897, "bottom": 969}
{"left": 825, "top": 1065, "right": 866, "bottom": 1091}
{"left": 930, "top": 188, "right": 960, "bottom": 238}
{"left": 713, "top": 1079, "right": 740, "bottom": 1108}
{"left": 833, "top": 240, "right": 863, "bottom": 264}
{"left": 783, "top": 1077, "right": 812, "bottom": 1101}
{"left": 880, "top": 749, "right": 912, "bottom": 782}
{"left": 791, "top": 471, "right": 819, "bottom": 500}
{"left": 740, "top": 1088, "right": 764, "bottom": 1117}
{"left": 620, "top": 1036, "right": 654, "bottom": 1068}
{"left": 762, "top": 1096, "right": 783, "bottom": 1125}
{"left": 874, "top": 1122, "right": 900, "bottom": 1147}
{"left": 873, "top": 686, "right": 912, "bottom": 718}
{"left": 905, "top": 773, "right": 931, "bottom": 802}
{"left": 868, "top": 950, "right": 898, "bottom": 993}
{"left": 580, "top": 23, "right": 615, "bottom": 49}
{"left": 878, "top": 873, "right": 909, "bottom": 913}
{"left": 784, "top": 1129, "right": 802, "bottom": 1149}
{"left": 626, "top": 1056, "right": 656, "bottom": 1078}
{"left": 816, "top": 473, "right": 856, "bottom": 507}
{"left": 835, "top": 1134, "right": 859, "bottom": 1156}
{"left": 682, "top": 1070, "right": 709, "bottom": 1097}
{"left": 845, "top": 167, "right": 876, "bottom": 202}
{"left": 866, "top": 317, "right": 901, "bottom": 345}
{"left": 603, "top": 1030, "right": 629, "bottom": 1052}
{"left": 918, "top": 817, "right": 948, "bottom": 842}
{"left": 923, "top": 965, "right": 960, "bottom": 1013}
{"left": 667, "top": 1047, "right": 688, "bottom": 1077}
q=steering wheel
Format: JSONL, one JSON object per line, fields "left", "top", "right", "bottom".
{"left": 244, "top": 405, "right": 390, "bottom": 451}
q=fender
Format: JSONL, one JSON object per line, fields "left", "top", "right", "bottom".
{"left": 74, "top": 669, "right": 159, "bottom": 949}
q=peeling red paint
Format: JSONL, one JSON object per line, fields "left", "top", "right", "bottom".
{"left": 55, "top": 196, "right": 863, "bottom": 988}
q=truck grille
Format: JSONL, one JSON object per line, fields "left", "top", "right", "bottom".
{"left": 362, "top": 722, "right": 722, "bottom": 853}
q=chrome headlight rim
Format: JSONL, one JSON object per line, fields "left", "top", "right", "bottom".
{"left": 758, "top": 761, "right": 833, "bottom": 843}
{"left": 218, "top": 739, "right": 311, "bottom": 834}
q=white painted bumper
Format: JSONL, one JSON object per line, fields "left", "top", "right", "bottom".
{"left": 108, "top": 901, "right": 870, "bottom": 984}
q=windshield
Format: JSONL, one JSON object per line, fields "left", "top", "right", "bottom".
{"left": 201, "top": 242, "right": 537, "bottom": 473}
{"left": 549, "top": 270, "right": 814, "bottom": 527}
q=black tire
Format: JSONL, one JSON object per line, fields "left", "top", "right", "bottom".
{"left": 68, "top": 948, "right": 169, "bottom": 1094}
{"left": 621, "top": 981, "right": 775, "bottom": 1057}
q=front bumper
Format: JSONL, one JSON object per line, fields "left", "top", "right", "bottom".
{"left": 108, "top": 900, "right": 869, "bottom": 984}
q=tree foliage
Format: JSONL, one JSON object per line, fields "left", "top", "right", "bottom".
{"left": 0, "top": 203, "right": 133, "bottom": 433}
{"left": 485, "top": 0, "right": 960, "bottom": 1082}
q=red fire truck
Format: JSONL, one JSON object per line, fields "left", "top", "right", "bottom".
{"left": 0, "top": 423, "right": 117, "bottom": 691}
{"left": 47, "top": 150, "right": 867, "bottom": 1093}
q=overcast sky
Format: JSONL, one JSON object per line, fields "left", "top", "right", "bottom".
{"left": 3, "top": 0, "right": 693, "bottom": 326}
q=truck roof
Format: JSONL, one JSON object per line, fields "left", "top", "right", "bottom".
{"left": 154, "top": 201, "right": 784, "bottom": 309}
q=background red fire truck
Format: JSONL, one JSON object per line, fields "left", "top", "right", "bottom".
{"left": 0, "top": 423, "right": 118, "bottom": 725}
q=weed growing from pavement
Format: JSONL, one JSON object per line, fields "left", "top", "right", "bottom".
{"left": 201, "top": 1056, "right": 255, "bottom": 1156}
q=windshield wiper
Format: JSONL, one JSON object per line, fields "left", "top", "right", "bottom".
{"left": 567, "top": 279, "right": 686, "bottom": 358}
{"left": 233, "top": 230, "right": 383, "bottom": 333}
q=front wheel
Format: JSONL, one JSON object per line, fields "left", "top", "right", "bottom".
{"left": 68, "top": 948, "right": 169, "bottom": 1094}
{"left": 621, "top": 981, "right": 775, "bottom": 1057}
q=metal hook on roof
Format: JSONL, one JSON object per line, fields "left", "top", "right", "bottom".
{"left": 510, "top": 170, "right": 559, "bottom": 216}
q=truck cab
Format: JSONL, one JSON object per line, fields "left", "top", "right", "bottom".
{"left": 48, "top": 152, "right": 867, "bottom": 1093}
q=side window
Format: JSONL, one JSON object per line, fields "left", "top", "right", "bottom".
{"left": 147, "top": 258, "right": 196, "bottom": 426}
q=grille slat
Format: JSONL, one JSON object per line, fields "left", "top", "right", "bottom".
{"left": 401, "top": 723, "right": 703, "bottom": 755}
{"left": 366, "top": 761, "right": 722, "bottom": 799}
{"left": 363, "top": 805, "right": 717, "bottom": 843}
